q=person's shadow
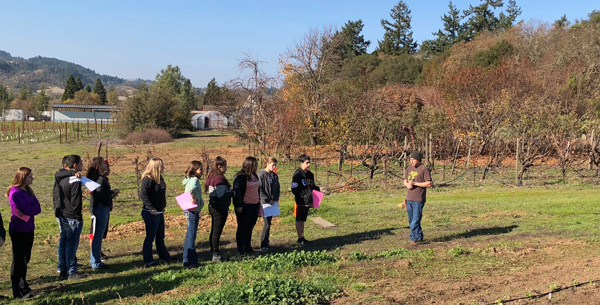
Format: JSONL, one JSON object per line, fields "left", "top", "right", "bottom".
{"left": 431, "top": 225, "right": 518, "bottom": 242}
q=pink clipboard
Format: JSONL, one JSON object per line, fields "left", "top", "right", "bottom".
{"left": 176, "top": 192, "right": 198, "bottom": 210}
{"left": 12, "top": 208, "right": 30, "bottom": 222}
{"left": 312, "top": 190, "right": 324, "bottom": 209}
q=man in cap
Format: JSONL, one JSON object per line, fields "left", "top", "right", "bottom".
{"left": 403, "top": 151, "right": 432, "bottom": 245}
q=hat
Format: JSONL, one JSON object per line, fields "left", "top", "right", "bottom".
{"left": 409, "top": 151, "right": 422, "bottom": 162}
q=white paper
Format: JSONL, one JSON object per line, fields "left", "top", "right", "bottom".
{"left": 80, "top": 177, "right": 101, "bottom": 192}
{"left": 262, "top": 201, "right": 280, "bottom": 217}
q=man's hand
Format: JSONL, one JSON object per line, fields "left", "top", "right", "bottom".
{"left": 75, "top": 172, "right": 82, "bottom": 178}
{"left": 150, "top": 209, "right": 158, "bottom": 216}
{"left": 112, "top": 189, "right": 120, "bottom": 198}
{"left": 235, "top": 207, "right": 243, "bottom": 213}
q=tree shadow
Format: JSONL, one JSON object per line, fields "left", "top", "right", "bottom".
{"left": 431, "top": 225, "right": 518, "bottom": 242}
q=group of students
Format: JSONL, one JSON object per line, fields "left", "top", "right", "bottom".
{"left": 0, "top": 152, "right": 321, "bottom": 299}
{"left": 141, "top": 153, "right": 319, "bottom": 268}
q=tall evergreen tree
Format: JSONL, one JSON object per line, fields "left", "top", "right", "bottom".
{"left": 204, "top": 78, "right": 220, "bottom": 106}
{"left": 85, "top": 84, "right": 92, "bottom": 92}
{"left": 93, "top": 78, "right": 107, "bottom": 104}
{"left": 420, "top": 1, "right": 465, "bottom": 56}
{"left": 61, "top": 74, "right": 78, "bottom": 101}
{"left": 498, "top": 0, "right": 522, "bottom": 30}
{"left": 378, "top": 0, "right": 417, "bottom": 55}
{"left": 35, "top": 83, "right": 50, "bottom": 111}
{"left": 463, "top": 0, "right": 504, "bottom": 40}
{"left": 333, "top": 20, "right": 371, "bottom": 60}
{"left": 180, "top": 79, "right": 196, "bottom": 112}
{"left": 76, "top": 76, "right": 84, "bottom": 91}
{"left": 0, "top": 82, "right": 12, "bottom": 114}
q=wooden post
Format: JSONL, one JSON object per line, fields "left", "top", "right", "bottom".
{"left": 429, "top": 133, "right": 433, "bottom": 169}
{"left": 515, "top": 138, "right": 520, "bottom": 185}
{"left": 65, "top": 122, "right": 68, "bottom": 143}
{"left": 403, "top": 136, "right": 407, "bottom": 170}
{"left": 59, "top": 128, "right": 62, "bottom": 144}
{"left": 87, "top": 119, "right": 90, "bottom": 137}
{"left": 589, "top": 130, "right": 595, "bottom": 170}
{"left": 95, "top": 118, "right": 98, "bottom": 133}
{"left": 466, "top": 139, "right": 473, "bottom": 169}
{"left": 17, "top": 127, "right": 20, "bottom": 144}
{"left": 424, "top": 137, "right": 428, "bottom": 167}
{"left": 77, "top": 122, "right": 80, "bottom": 140}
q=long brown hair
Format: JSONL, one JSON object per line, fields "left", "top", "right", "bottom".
{"left": 235, "top": 156, "right": 258, "bottom": 178}
{"left": 86, "top": 157, "right": 105, "bottom": 182}
{"left": 5, "top": 167, "right": 34, "bottom": 197}
{"left": 204, "top": 156, "right": 229, "bottom": 193}
{"left": 185, "top": 160, "right": 203, "bottom": 179}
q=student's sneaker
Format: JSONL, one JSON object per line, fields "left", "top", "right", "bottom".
{"left": 144, "top": 261, "right": 157, "bottom": 268}
{"left": 100, "top": 252, "right": 109, "bottom": 261}
{"left": 236, "top": 251, "right": 246, "bottom": 257}
{"left": 93, "top": 264, "right": 110, "bottom": 271}
{"left": 409, "top": 241, "right": 418, "bottom": 246}
{"left": 297, "top": 237, "right": 310, "bottom": 246}
{"left": 67, "top": 273, "right": 87, "bottom": 280}
{"left": 244, "top": 248, "right": 257, "bottom": 255}
{"left": 260, "top": 247, "right": 269, "bottom": 253}
{"left": 212, "top": 253, "right": 226, "bottom": 262}
{"left": 161, "top": 256, "right": 177, "bottom": 264}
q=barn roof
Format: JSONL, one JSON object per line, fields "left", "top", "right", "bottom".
{"left": 51, "top": 104, "right": 118, "bottom": 111}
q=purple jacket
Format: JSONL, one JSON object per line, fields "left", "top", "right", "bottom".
{"left": 8, "top": 186, "right": 41, "bottom": 232}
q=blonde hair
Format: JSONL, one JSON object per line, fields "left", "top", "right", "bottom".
{"left": 266, "top": 157, "right": 278, "bottom": 165}
{"left": 142, "top": 158, "right": 164, "bottom": 183}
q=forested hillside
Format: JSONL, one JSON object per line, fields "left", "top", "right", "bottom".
{"left": 0, "top": 50, "right": 142, "bottom": 90}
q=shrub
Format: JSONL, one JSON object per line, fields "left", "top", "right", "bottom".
{"left": 473, "top": 40, "right": 515, "bottom": 67}
{"left": 122, "top": 128, "right": 172, "bottom": 145}
{"left": 251, "top": 250, "right": 338, "bottom": 271}
{"left": 176, "top": 278, "right": 340, "bottom": 305}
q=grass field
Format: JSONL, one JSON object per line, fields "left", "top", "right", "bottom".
{"left": 1, "top": 131, "right": 600, "bottom": 304}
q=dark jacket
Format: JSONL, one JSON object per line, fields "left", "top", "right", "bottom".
{"left": 53, "top": 169, "right": 76, "bottom": 217}
{"left": 232, "top": 173, "right": 259, "bottom": 208}
{"left": 257, "top": 169, "right": 280, "bottom": 205}
{"left": 0, "top": 211, "right": 6, "bottom": 242}
{"left": 56, "top": 171, "right": 83, "bottom": 221}
{"left": 90, "top": 175, "right": 114, "bottom": 212}
{"left": 140, "top": 176, "right": 167, "bottom": 212}
{"left": 207, "top": 175, "right": 232, "bottom": 210}
{"left": 291, "top": 168, "right": 319, "bottom": 207}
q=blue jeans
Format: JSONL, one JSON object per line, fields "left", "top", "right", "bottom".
{"left": 406, "top": 200, "right": 425, "bottom": 242}
{"left": 57, "top": 217, "right": 83, "bottom": 275}
{"left": 183, "top": 210, "right": 200, "bottom": 266}
{"left": 141, "top": 210, "right": 171, "bottom": 265}
{"left": 90, "top": 205, "right": 111, "bottom": 269}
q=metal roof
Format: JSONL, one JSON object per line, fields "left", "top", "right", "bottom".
{"left": 51, "top": 104, "right": 119, "bottom": 111}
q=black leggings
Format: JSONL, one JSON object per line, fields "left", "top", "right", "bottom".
{"left": 235, "top": 203, "right": 260, "bottom": 252}
{"left": 208, "top": 205, "right": 229, "bottom": 253}
{"left": 10, "top": 229, "right": 34, "bottom": 298}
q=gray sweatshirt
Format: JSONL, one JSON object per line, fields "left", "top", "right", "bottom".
{"left": 257, "top": 169, "right": 280, "bottom": 205}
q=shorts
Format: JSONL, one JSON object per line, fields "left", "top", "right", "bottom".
{"left": 294, "top": 203, "right": 310, "bottom": 222}
{"left": 89, "top": 215, "right": 109, "bottom": 240}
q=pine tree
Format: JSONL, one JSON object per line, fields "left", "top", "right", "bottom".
{"left": 35, "top": 83, "right": 50, "bottom": 112}
{"left": 180, "top": 79, "right": 196, "bottom": 111}
{"left": 378, "top": 0, "right": 417, "bottom": 55}
{"left": 333, "top": 20, "right": 371, "bottom": 60}
{"left": 420, "top": 1, "right": 465, "bottom": 56}
{"left": 93, "top": 78, "right": 107, "bottom": 104}
{"left": 76, "top": 77, "right": 84, "bottom": 91}
{"left": 204, "top": 78, "right": 220, "bottom": 106}
{"left": 85, "top": 84, "right": 92, "bottom": 92}
{"left": 61, "top": 74, "right": 78, "bottom": 101}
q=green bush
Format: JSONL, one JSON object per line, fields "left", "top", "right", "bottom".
{"left": 251, "top": 250, "right": 338, "bottom": 271}
{"left": 174, "top": 278, "right": 340, "bottom": 305}
{"left": 473, "top": 40, "right": 515, "bottom": 67}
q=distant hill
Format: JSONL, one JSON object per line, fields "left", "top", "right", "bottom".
{"left": 0, "top": 50, "right": 146, "bottom": 91}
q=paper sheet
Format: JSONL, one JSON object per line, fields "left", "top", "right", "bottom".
{"left": 262, "top": 201, "right": 280, "bottom": 217}
{"left": 11, "top": 208, "right": 30, "bottom": 222}
{"left": 312, "top": 190, "right": 324, "bottom": 208}
{"left": 80, "top": 177, "right": 101, "bottom": 192}
{"left": 176, "top": 192, "right": 198, "bottom": 210}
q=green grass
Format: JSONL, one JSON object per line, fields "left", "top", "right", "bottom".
{"left": 1, "top": 131, "right": 600, "bottom": 303}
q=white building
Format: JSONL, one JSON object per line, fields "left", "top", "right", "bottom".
{"left": 191, "top": 111, "right": 228, "bottom": 130}
{"left": 51, "top": 104, "right": 117, "bottom": 122}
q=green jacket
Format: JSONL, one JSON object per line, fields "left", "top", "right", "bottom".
{"left": 183, "top": 176, "right": 204, "bottom": 212}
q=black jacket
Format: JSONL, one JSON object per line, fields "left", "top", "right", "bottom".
{"left": 140, "top": 176, "right": 167, "bottom": 212}
{"left": 53, "top": 169, "right": 76, "bottom": 218}
{"left": 55, "top": 170, "right": 83, "bottom": 221}
{"left": 257, "top": 169, "right": 280, "bottom": 205}
{"left": 232, "top": 173, "right": 259, "bottom": 208}
{"left": 90, "top": 175, "right": 114, "bottom": 212}
{"left": 291, "top": 168, "right": 319, "bottom": 207}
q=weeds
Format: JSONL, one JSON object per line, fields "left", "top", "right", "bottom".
{"left": 251, "top": 250, "right": 338, "bottom": 271}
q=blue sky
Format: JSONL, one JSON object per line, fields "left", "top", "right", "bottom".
{"left": 1, "top": 0, "right": 596, "bottom": 88}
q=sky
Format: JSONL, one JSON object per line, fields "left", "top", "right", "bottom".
{"left": 1, "top": 0, "right": 597, "bottom": 88}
